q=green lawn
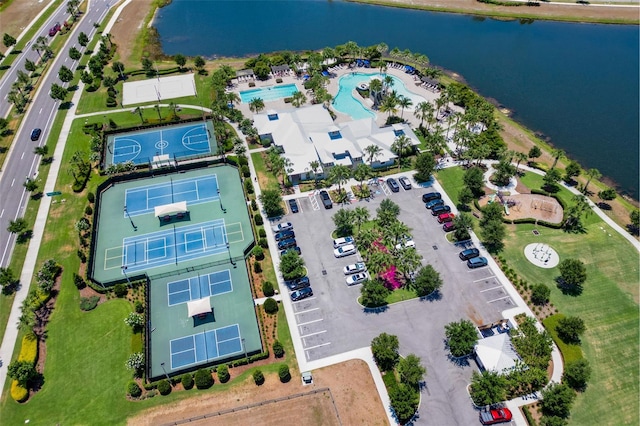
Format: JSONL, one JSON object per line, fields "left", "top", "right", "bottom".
{"left": 251, "top": 151, "right": 279, "bottom": 190}
{"left": 436, "top": 165, "right": 639, "bottom": 426}
{"left": 435, "top": 166, "right": 466, "bottom": 207}
{"left": 542, "top": 314, "right": 583, "bottom": 364}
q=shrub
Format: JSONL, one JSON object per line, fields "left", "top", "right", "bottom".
{"left": 114, "top": 283, "right": 128, "bottom": 297}
{"left": 195, "top": 368, "right": 214, "bottom": 389}
{"left": 253, "top": 213, "right": 263, "bottom": 225}
{"left": 18, "top": 333, "right": 37, "bottom": 364}
{"left": 258, "top": 228, "right": 266, "bottom": 238}
{"left": 80, "top": 296, "right": 100, "bottom": 311}
{"left": 244, "top": 179, "right": 254, "bottom": 194}
{"left": 531, "top": 283, "right": 551, "bottom": 305}
{"left": 252, "top": 369, "right": 265, "bottom": 385}
{"left": 252, "top": 246, "right": 265, "bottom": 260}
{"left": 87, "top": 192, "right": 95, "bottom": 203}
{"left": 273, "top": 340, "right": 284, "bottom": 358}
{"left": 11, "top": 380, "right": 28, "bottom": 402}
{"left": 253, "top": 261, "right": 262, "bottom": 273}
{"left": 263, "top": 297, "right": 278, "bottom": 314}
{"left": 241, "top": 165, "right": 251, "bottom": 177}
{"left": 106, "top": 97, "right": 117, "bottom": 107}
{"left": 157, "top": 379, "right": 172, "bottom": 395}
{"left": 251, "top": 199, "right": 258, "bottom": 211}
{"left": 181, "top": 373, "right": 194, "bottom": 389}
{"left": 278, "top": 364, "right": 291, "bottom": 382}
{"left": 127, "top": 381, "right": 142, "bottom": 398}
{"left": 276, "top": 78, "right": 283, "bottom": 83}
{"left": 85, "top": 205, "right": 93, "bottom": 216}
{"left": 258, "top": 238, "right": 268, "bottom": 248}
{"left": 134, "top": 300, "right": 144, "bottom": 313}
{"left": 262, "top": 281, "right": 274, "bottom": 297}
{"left": 217, "top": 364, "right": 230, "bottom": 383}
{"left": 73, "top": 272, "right": 86, "bottom": 289}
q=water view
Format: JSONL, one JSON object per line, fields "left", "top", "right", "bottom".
{"left": 155, "top": 0, "right": 640, "bottom": 198}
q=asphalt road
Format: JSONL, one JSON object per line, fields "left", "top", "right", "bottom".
{"left": 0, "top": 0, "right": 114, "bottom": 267}
{"left": 273, "top": 179, "right": 515, "bottom": 426}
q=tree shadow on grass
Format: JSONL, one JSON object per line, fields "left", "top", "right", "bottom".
{"left": 556, "top": 277, "right": 583, "bottom": 296}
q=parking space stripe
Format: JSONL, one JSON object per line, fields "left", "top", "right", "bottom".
{"left": 487, "top": 295, "right": 512, "bottom": 303}
{"left": 292, "top": 297, "right": 316, "bottom": 304}
{"left": 480, "top": 285, "right": 504, "bottom": 292}
{"left": 297, "top": 318, "right": 324, "bottom": 326}
{"left": 295, "top": 307, "right": 320, "bottom": 315}
{"left": 300, "top": 330, "right": 327, "bottom": 338}
{"left": 473, "top": 276, "right": 495, "bottom": 282}
{"left": 304, "top": 342, "right": 331, "bottom": 351}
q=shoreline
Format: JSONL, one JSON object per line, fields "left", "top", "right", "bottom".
{"left": 346, "top": 0, "right": 640, "bottom": 25}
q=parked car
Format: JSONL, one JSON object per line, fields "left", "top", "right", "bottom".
{"left": 479, "top": 408, "right": 512, "bottom": 425}
{"left": 334, "top": 244, "right": 356, "bottom": 258}
{"left": 459, "top": 248, "right": 480, "bottom": 260}
{"left": 395, "top": 238, "right": 416, "bottom": 250}
{"left": 386, "top": 177, "right": 400, "bottom": 192}
{"left": 346, "top": 272, "right": 369, "bottom": 286}
{"left": 48, "top": 22, "right": 61, "bottom": 37}
{"left": 272, "top": 222, "right": 293, "bottom": 232}
{"left": 274, "top": 229, "right": 295, "bottom": 241}
{"left": 319, "top": 190, "right": 333, "bottom": 209}
{"left": 288, "top": 199, "right": 299, "bottom": 213}
{"left": 425, "top": 199, "right": 445, "bottom": 209}
{"left": 277, "top": 238, "right": 297, "bottom": 250}
{"left": 343, "top": 262, "right": 367, "bottom": 275}
{"left": 279, "top": 246, "right": 301, "bottom": 257}
{"left": 285, "top": 276, "right": 310, "bottom": 291}
{"left": 437, "top": 212, "right": 455, "bottom": 223}
{"left": 30, "top": 128, "right": 42, "bottom": 141}
{"left": 442, "top": 222, "right": 456, "bottom": 232}
{"left": 421, "top": 192, "right": 441, "bottom": 203}
{"left": 333, "top": 236, "right": 354, "bottom": 248}
{"left": 290, "top": 287, "right": 313, "bottom": 301}
{"left": 467, "top": 256, "right": 488, "bottom": 269}
{"left": 431, "top": 205, "right": 452, "bottom": 215}
{"left": 398, "top": 176, "right": 412, "bottom": 190}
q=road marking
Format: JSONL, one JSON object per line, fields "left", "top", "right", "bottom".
{"left": 11, "top": 178, "right": 15, "bottom": 187}
{"left": 473, "top": 276, "right": 495, "bottom": 282}
{"left": 64, "top": 57, "right": 68, "bottom": 62}
{"left": 0, "top": 209, "right": 4, "bottom": 218}
{"left": 20, "top": 152, "right": 25, "bottom": 160}
{"left": 292, "top": 296, "right": 316, "bottom": 303}
{"left": 304, "top": 342, "right": 331, "bottom": 351}
{"left": 39, "top": 108, "right": 43, "bottom": 114}
{"left": 480, "top": 285, "right": 503, "bottom": 293}
{"left": 297, "top": 318, "right": 323, "bottom": 327}
{"left": 295, "top": 307, "right": 319, "bottom": 315}
{"left": 487, "top": 295, "right": 511, "bottom": 303}
{"left": 300, "top": 330, "right": 327, "bottom": 338}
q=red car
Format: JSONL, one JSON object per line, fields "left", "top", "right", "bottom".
{"left": 437, "top": 212, "right": 455, "bottom": 223}
{"left": 48, "top": 22, "right": 61, "bottom": 37}
{"left": 479, "top": 407, "right": 512, "bottom": 425}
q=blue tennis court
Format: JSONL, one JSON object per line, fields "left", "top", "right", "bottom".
{"left": 108, "top": 122, "right": 212, "bottom": 166}
{"left": 124, "top": 175, "right": 219, "bottom": 216}
{"left": 167, "top": 270, "right": 233, "bottom": 306}
{"left": 170, "top": 324, "right": 243, "bottom": 369}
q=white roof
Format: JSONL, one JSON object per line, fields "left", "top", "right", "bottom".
{"left": 474, "top": 333, "right": 521, "bottom": 375}
{"left": 187, "top": 297, "right": 211, "bottom": 318}
{"left": 154, "top": 201, "right": 187, "bottom": 217}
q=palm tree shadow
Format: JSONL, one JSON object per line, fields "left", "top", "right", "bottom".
{"left": 420, "top": 290, "right": 442, "bottom": 302}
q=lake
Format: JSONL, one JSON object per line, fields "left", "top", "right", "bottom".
{"left": 155, "top": 0, "right": 640, "bottom": 199}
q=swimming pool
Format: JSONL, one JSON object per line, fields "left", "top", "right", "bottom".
{"left": 333, "top": 73, "right": 427, "bottom": 120}
{"left": 239, "top": 84, "right": 299, "bottom": 103}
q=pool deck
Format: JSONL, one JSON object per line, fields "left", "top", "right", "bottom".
{"left": 230, "top": 64, "right": 451, "bottom": 128}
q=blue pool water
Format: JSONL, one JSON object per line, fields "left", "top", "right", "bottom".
{"left": 333, "top": 73, "right": 426, "bottom": 120}
{"left": 239, "top": 83, "right": 299, "bottom": 103}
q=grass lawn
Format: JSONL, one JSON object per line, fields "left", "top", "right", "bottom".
{"left": 435, "top": 166, "right": 466, "bottom": 207}
{"left": 542, "top": 314, "right": 583, "bottom": 364}
{"left": 438, "top": 164, "right": 639, "bottom": 425}
{"left": 251, "top": 151, "right": 279, "bottom": 191}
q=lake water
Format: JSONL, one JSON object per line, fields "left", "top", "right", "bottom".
{"left": 155, "top": 0, "right": 640, "bottom": 199}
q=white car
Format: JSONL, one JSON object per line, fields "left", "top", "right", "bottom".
{"left": 334, "top": 244, "right": 356, "bottom": 258}
{"left": 395, "top": 239, "right": 416, "bottom": 250}
{"left": 272, "top": 222, "right": 293, "bottom": 232}
{"left": 346, "top": 272, "right": 369, "bottom": 286}
{"left": 343, "top": 262, "right": 367, "bottom": 275}
{"left": 333, "top": 236, "right": 354, "bottom": 249}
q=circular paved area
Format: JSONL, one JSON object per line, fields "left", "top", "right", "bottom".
{"left": 484, "top": 166, "right": 518, "bottom": 193}
{"left": 524, "top": 243, "right": 559, "bottom": 268}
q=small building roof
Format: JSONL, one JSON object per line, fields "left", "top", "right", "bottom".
{"left": 271, "top": 64, "right": 290, "bottom": 73}
{"left": 154, "top": 201, "right": 188, "bottom": 217}
{"left": 236, "top": 69, "right": 255, "bottom": 77}
{"left": 474, "top": 333, "right": 521, "bottom": 375}
{"left": 187, "top": 297, "right": 211, "bottom": 318}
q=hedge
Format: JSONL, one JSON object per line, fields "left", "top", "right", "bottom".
{"left": 11, "top": 380, "right": 28, "bottom": 402}
{"left": 18, "top": 333, "right": 38, "bottom": 364}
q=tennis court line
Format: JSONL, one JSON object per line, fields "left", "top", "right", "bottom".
{"left": 167, "top": 269, "right": 233, "bottom": 307}
{"left": 169, "top": 324, "right": 241, "bottom": 370}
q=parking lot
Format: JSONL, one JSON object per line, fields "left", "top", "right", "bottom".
{"left": 274, "top": 178, "right": 516, "bottom": 425}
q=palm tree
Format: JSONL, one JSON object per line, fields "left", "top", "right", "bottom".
{"left": 414, "top": 101, "right": 434, "bottom": 131}
{"left": 379, "top": 94, "right": 398, "bottom": 119}
{"left": 364, "top": 144, "right": 383, "bottom": 166}
{"left": 383, "top": 219, "right": 410, "bottom": 248}
{"left": 328, "top": 164, "right": 351, "bottom": 194}
{"left": 369, "top": 78, "right": 383, "bottom": 106}
{"left": 353, "top": 163, "right": 372, "bottom": 190}
{"left": 367, "top": 250, "right": 393, "bottom": 277}
{"left": 564, "top": 194, "right": 592, "bottom": 230}
{"left": 383, "top": 75, "right": 394, "bottom": 94}
{"left": 133, "top": 106, "right": 144, "bottom": 124}
{"left": 397, "top": 95, "right": 413, "bottom": 120}
{"left": 23, "top": 178, "right": 38, "bottom": 193}
{"left": 248, "top": 97, "right": 265, "bottom": 114}
{"left": 391, "top": 135, "right": 412, "bottom": 170}
{"left": 291, "top": 91, "right": 307, "bottom": 108}
{"left": 514, "top": 151, "right": 528, "bottom": 174}
{"left": 583, "top": 168, "right": 601, "bottom": 194}
{"left": 34, "top": 145, "right": 48, "bottom": 157}
{"left": 395, "top": 247, "right": 423, "bottom": 281}
{"left": 355, "top": 228, "right": 377, "bottom": 261}
{"left": 308, "top": 160, "right": 321, "bottom": 186}
{"left": 353, "top": 206, "right": 370, "bottom": 233}
{"left": 226, "top": 91, "right": 240, "bottom": 108}
{"left": 551, "top": 148, "right": 565, "bottom": 169}
{"left": 279, "top": 157, "right": 294, "bottom": 186}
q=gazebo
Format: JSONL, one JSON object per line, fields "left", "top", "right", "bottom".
{"left": 154, "top": 201, "right": 188, "bottom": 223}
{"left": 474, "top": 333, "right": 521, "bottom": 375}
{"left": 187, "top": 297, "right": 211, "bottom": 319}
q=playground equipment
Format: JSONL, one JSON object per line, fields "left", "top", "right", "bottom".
{"left": 531, "top": 198, "right": 558, "bottom": 213}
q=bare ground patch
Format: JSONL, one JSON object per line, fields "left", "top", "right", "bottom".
{"left": 478, "top": 193, "right": 564, "bottom": 224}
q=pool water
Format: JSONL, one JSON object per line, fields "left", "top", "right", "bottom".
{"left": 333, "top": 73, "right": 427, "bottom": 120}
{"left": 240, "top": 83, "right": 299, "bottom": 103}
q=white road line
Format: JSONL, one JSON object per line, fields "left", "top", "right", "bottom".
{"left": 480, "top": 285, "right": 504, "bottom": 293}
{"left": 292, "top": 296, "right": 316, "bottom": 303}
{"left": 487, "top": 295, "right": 512, "bottom": 303}
{"left": 39, "top": 108, "right": 43, "bottom": 114}
{"left": 300, "top": 330, "right": 327, "bottom": 338}
{"left": 304, "top": 342, "right": 331, "bottom": 351}
{"left": 20, "top": 152, "right": 25, "bottom": 160}
{"left": 0, "top": 209, "right": 4, "bottom": 218}
{"left": 295, "top": 307, "right": 319, "bottom": 315}
{"left": 297, "top": 318, "right": 323, "bottom": 327}
{"left": 468, "top": 268, "right": 488, "bottom": 272}
{"left": 11, "top": 178, "right": 15, "bottom": 187}
{"left": 473, "top": 276, "right": 495, "bottom": 283}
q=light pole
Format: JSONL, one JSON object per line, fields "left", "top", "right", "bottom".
{"left": 160, "top": 362, "right": 173, "bottom": 387}
{"left": 121, "top": 266, "right": 131, "bottom": 287}
{"left": 217, "top": 188, "right": 226, "bottom": 213}
{"left": 124, "top": 205, "right": 137, "bottom": 231}
{"left": 227, "top": 242, "right": 236, "bottom": 268}
{"left": 241, "top": 338, "right": 247, "bottom": 360}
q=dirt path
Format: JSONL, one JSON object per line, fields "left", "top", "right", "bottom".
{"left": 109, "top": 0, "right": 156, "bottom": 66}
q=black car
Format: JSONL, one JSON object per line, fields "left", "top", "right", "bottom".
{"left": 459, "top": 248, "right": 480, "bottom": 260}
{"left": 319, "top": 190, "right": 333, "bottom": 209}
{"left": 398, "top": 176, "right": 412, "bottom": 190}
{"left": 277, "top": 238, "right": 297, "bottom": 250}
{"left": 30, "top": 128, "right": 42, "bottom": 141}
{"left": 386, "top": 177, "right": 400, "bottom": 192}
{"left": 280, "top": 246, "right": 301, "bottom": 257}
{"left": 290, "top": 287, "right": 313, "bottom": 301}
{"left": 274, "top": 229, "right": 295, "bottom": 241}
{"left": 285, "top": 276, "right": 310, "bottom": 291}
{"left": 422, "top": 192, "right": 441, "bottom": 203}
{"left": 288, "top": 198, "right": 299, "bottom": 213}
{"left": 431, "top": 205, "right": 451, "bottom": 216}
{"left": 425, "top": 199, "right": 445, "bottom": 209}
